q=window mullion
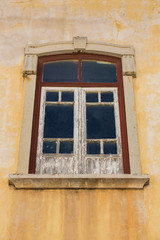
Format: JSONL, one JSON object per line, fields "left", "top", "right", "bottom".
{"left": 77, "top": 88, "right": 84, "bottom": 173}
{"left": 73, "top": 88, "right": 80, "bottom": 173}
{"left": 80, "top": 88, "right": 87, "bottom": 174}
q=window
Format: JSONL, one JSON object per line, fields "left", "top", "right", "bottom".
{"left": 29, "top": 54, "right": 130, "bottom": 174}
{"left": 9, "top": 39, "right": 150, "bottom": 189}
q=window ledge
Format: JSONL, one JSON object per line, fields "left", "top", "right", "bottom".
{"left": 9, "top": 174, "right": 149, "bottom": 189}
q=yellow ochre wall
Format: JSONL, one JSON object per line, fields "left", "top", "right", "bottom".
{"left": 0, "top": 0, "right": 160, "bottom": 239}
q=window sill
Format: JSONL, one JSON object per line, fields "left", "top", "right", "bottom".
{"left": 9, "top": 174, "right": 149, "bottom": 189}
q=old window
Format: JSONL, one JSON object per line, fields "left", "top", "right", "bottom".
{"left": 9, "top": 39, "right": 150, "bottom": 189}
{"left": 29, "top": 54, "right": 130, "bottom": 174}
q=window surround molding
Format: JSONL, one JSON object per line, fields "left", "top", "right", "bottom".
{"left": 9, "top": 37, "right": 149, "bottom": 189}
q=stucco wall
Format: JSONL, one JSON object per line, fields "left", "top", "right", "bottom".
{"left": 0, "top": 0, "right": 160, "bottom": 239}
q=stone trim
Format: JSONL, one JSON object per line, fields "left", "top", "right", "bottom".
{"left": 18, "top": 75, "right": 36, "bottom": 174}
{"left": 24, "top": 40, "right": 134, "bottom": 56}
{"left": 23, "top": 37, "right": 136, "bottom": 77}
{"left": 9, "top": 174, "right": 149, "bottom": 189}
{"left": 23, "top": 55, "right": 37, "bottom": 77}
{"left": 122, "top": 55, "right": 136, "bottom": 77}
{"left": 123, "top": 76, "right": 141, "bottom": 174}
{"left": 73, "top": 36, "right": 87, "bottom": 50}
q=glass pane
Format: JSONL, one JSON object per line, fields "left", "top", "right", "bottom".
{"left": 82, "top": 60, "right": 117, "bottom": 83}
{"left": 101, "top": 92, "right": 113, "bottom": 102}
{"left": 104, "top": 142, "right": 117, "bottom": 154}
{"left": 44, "top": 105, "right": 73, "bottom": 138}
{"left": 87, "top": 142, "right": 100, "bottom": 154}
{"left": 46, "top": 92, "right": 58, "bottom": 102}
{"left": 43, "top": 141, "right": 57, "bottom": 154}
{"left": 61, "top": 92, "right": 74, "bottom": 102}
{"left": 86, "top": 93, "right": 98, "bottom": 102}
{"left": 59, "top": 141, "right": 73, "bottom": 154}
{"left": 43, "top": 61, "right": 78, "bottom": 82}
{"left": 86, "top": 105, "right": 116, "bottom": 139}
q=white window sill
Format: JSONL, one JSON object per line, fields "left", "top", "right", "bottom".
{"left": 9, "top": 174, "right": 149, "bottom": 189}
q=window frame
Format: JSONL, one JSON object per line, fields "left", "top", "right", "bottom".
{"left": 17, "top": 38, "right": 142, "bottom": 177}
{"left": 29, "top": 53, "right": 130, "bottom": 174}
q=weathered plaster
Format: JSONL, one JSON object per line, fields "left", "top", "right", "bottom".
{"left": 0, "top": 0, "right": 160, "bottom": 239}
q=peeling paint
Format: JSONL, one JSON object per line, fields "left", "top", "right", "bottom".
{"left": 0, "top": 0, "right": 160, "bottom": 239}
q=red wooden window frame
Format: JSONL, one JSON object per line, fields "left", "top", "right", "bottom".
{"left": 29, "top": 53, "right": 130, "bottom": 174}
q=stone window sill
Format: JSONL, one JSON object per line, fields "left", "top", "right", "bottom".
{"left": 9, "top": 174, "right": 149, "bottom": 189}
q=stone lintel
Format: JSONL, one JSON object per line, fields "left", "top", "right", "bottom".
{"left": 23, "top": 38, "right": 136, "bottom": 77}
{"left": 9, "top": 174, "right": 149, "bottom": 189}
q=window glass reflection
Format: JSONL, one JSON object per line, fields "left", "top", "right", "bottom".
{"left": 82, "top": 61, "right": 117, "bottom": 83}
